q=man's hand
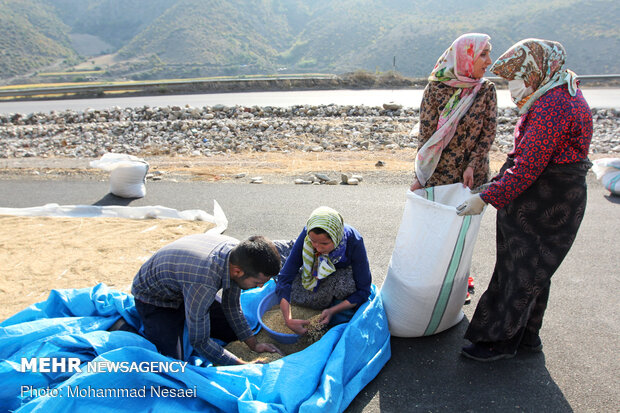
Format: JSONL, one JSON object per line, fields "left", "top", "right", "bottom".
{"left": 462, "top": 167, "right": 474, "bottom": 189}
{"left": 243, "top": 336, "right": 284, "bottom": 361}
{"left": 285, "top": 318, "right": 309, "bottom": 335}
{"left": 456, "top": 194, "right": 486, "bottom": 216}
{"left": 253, "top": 342, "right": 284, "bottom": 356}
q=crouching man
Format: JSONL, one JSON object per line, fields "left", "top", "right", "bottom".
{"left": 131, "top": 233, "right": 283, "bottom": 365}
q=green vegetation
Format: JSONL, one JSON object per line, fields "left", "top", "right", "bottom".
{"left": 0, "top": 0, "right": 618, "bottom": 83}
{"left": 0, "top": 0, "right": 76, "bottom": 78}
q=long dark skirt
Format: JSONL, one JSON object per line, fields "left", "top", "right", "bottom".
{"left": 464, "top": 161, "right": 590, "bottom": 353}
{"left": 291, "top": 266, "right": 357, "bottom": 310}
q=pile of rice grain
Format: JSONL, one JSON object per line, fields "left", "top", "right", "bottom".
{"left": 223, "top": 304, "right": 329, "bottom": 363}
{"left": 305, "top": 314, "right": 328, "bottom": 343}
{"left": 224, "top": 340, "right": 282, "bottom": 364}
{"left": 261, "top": 304, "right": 321, "bottom": 334}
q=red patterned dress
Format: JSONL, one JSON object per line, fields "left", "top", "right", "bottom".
{"left": 465, "top": 84, "right": 593, "bottom": 353}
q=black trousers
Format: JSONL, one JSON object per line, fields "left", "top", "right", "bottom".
{"left": 134, "top": 298, "right": 237, "bottom": 360}
{"left": 465, "top": 161, "right": 589, "bottom": 353}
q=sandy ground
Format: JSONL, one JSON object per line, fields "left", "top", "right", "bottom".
{"left": 0, "top": 215, "right": 214, "bottom": 321}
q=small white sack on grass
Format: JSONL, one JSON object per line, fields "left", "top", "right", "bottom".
{"left": 380, "top": 183, "right": 485, "bottom": 337}
{"left": 592, "top": 158, "right": 620, "bottom": 195}
{"left": 90, "top": 153, "right": 149, "bottom": 198}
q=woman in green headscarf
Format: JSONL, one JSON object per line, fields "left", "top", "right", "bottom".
{"left": 276, "top": 206, "right": 372, "bottom": 335}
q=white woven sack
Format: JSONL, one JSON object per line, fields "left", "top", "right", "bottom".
{"left": 90, "top": 153, "right": 149, "bottom": 198}
{"left": 592, "top": 158, "right": 620, "bottom": 195}
{"left": 380, "top": 183, "right": 485, "bottom": 337}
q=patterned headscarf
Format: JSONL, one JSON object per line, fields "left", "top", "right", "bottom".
{"left": 415, "top": 33, "right": 491, "bottom": 186}
{"left": 490, "top": 38, "right": 578, "bottom": 114}
{"left": 429, "top": 33, "right": 491, "bottom": 87}
{"left": 301, "top": 206, "right": 347, "bottom": 291}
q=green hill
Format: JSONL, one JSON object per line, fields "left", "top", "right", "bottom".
{"left": 0, "top": 0, "right": 618, "bottom": 82}
{"left": 0, "top": 0, "right": 77, "bottom": 78}
{"left": 115, "top": 0, "right": 296, "bottom": 77}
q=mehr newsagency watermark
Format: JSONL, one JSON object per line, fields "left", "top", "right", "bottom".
{"left": 20, "top": 357, "right": 197, "bottom": 399}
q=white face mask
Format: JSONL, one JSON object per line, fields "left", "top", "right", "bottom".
{"left": 508, "top": 79, "right": 531, "bottom": 104}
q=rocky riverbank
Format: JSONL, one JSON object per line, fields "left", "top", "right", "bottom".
{"left": 0, "top": 104, "right": 618, "bottom": 183}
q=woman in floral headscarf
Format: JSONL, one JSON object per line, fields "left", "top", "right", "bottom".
{"left": 411, "top": 33, "right": 497, "bottom": 303}
{"left": 456, "top": 39, "right": 593, "bottom": 361}
{"left": 275, "top": 206, "right": 372, "bottom": 335}
{"left": 411, "top": 33, "right": 497, "bottom": 192}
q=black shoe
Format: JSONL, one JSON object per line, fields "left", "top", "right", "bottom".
{"left": 107, "top": 317, "right": 139, "bottom": 335}
{"left": 461, "top": 343, "right": 516, "bottom": 362}
{"left": 519, "top": 336, "right": 543, "bottom": 352}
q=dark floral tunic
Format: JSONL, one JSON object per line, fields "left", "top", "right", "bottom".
{"left": 481, "top": 84, "right": 592, "bottom": 209}
{"left": 416, "top": 79, "right": 497, "bottom": 188}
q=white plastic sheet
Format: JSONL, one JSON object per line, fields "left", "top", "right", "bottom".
{"left": 0, "top": 201, "right": 228, "bottom": 234}
{"left": 380, "top": 183, "right": 485, "bottom": 337}
{"left": 592, "top": 157, "right": 620, "bottom": 195}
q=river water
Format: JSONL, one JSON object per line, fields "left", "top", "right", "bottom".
{"left": 0, "top": 88, "right": 618, "bottom": 115}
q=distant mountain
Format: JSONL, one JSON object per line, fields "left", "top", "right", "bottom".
{"left": 48, "top": 0, "right": 178, "bottom": 49}
{"left": 0, "top": 0, "right": 76, "bottom": 78}
{"left": 1, "top": 0, "right": 618, "bottom": 82}
{"left": 115, "top": 0, "right": 297, "bottom": 76}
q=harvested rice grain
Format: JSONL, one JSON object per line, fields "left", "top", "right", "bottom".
{"left": 224, "top": 304, "right": 331, "bottom": 364}
{"left": 306, "top": 314, "right": 327, "bottom": 343}
{"left": 224, "top": 328, "right": 325, "bottom": 364}
{"left": 262, "top": 304, "right": 321, "bottom": 334}
{"left": 224, "top": 340, "right": 283, "bottom": 364}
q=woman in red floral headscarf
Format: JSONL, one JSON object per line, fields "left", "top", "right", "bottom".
{"left": 457, "top": 39, "right": 593, "bottom": 361}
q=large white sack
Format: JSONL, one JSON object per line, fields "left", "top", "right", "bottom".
{"left": 592, "top": 158, "right": 620, "bottom": 195}
{"left": 90, "top": 153, "right": 149, "bottom": 198}
{"left": 380, "top": 183, "right": 485, "bottom": 337}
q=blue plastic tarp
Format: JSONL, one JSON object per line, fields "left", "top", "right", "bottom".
{"left": 0, "top": 281, "right": 390, "bottom": 412}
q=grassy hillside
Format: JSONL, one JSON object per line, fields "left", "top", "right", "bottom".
{"left": 294, "top": 0, "right": 620, "bottom": 76}
{"left": 0, "top": 0, "right": 76, "bottom": 78}
{"left": 47, "top": 0, "right": 177, "bottom": 48}
{"left": 1, "top": 0, "right": 618, "bottom": 82}
{"left": 117, "top": 0, "right": 294, "bottom": 74}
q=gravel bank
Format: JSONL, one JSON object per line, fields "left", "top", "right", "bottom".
{"left": 0, "top": 104, "right": 618, "bottom": 184}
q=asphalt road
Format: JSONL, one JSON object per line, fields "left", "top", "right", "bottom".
{"left": 0, "top": 88, "right": 618, "bottom": 114}
{"left": 0, "top": 174, "right": 618, "bottom": 412}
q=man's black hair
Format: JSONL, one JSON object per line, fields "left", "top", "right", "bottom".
{"left": 229, "top": 235, "right": 281, "bottom": 279}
